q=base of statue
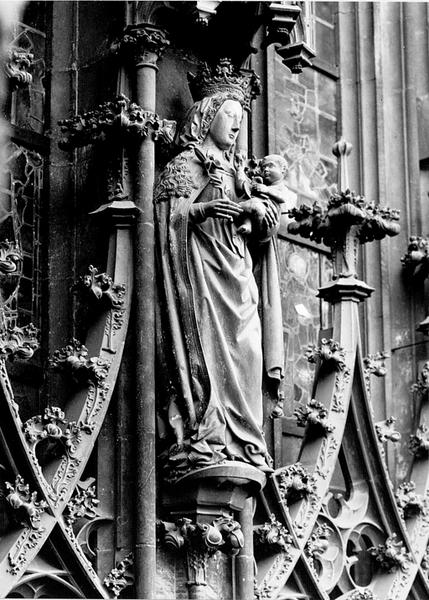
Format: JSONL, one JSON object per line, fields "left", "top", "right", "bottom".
{"left": 162, "top": 461, "right": 267, "bottom": 522}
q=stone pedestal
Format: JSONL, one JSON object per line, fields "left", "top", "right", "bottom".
{"left": 162, "top": 461, "right": 267, "bottom": 523}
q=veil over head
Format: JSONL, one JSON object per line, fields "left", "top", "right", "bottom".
{"left": 176, "top": 91, "right": 244, "bottom": 149}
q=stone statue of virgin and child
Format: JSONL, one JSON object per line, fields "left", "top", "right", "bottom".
{"left": 155, "top": 60, "right": 294, "bottom": 482}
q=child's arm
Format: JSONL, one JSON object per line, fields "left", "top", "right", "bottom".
{"left": 252, "top": 181, "right": 286, "bottom": 205}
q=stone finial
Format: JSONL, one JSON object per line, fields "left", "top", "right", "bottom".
{"left": 287, "top": 140, "right": 400, "bottom": 303}
{"left": 332, "top": 138, "right": 352, "bottom": 193}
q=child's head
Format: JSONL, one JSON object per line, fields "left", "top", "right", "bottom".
{"left": 261, "top": 154, "right": 288, "bottom": 184}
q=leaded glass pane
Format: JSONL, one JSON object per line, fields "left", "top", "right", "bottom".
{"left": 7, "top": 20, "right": 46, "bottom": 133}
{"left": 0, "top": 142, "right": 43, "bottom": 327}
{"left": 278, "top": 241, "right": 333, "bottom": 413}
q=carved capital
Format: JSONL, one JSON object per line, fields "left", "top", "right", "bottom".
{"left": 5, "top": 475, "right": 47, "bottom": 530}
{"left": 294, "top": 399, "right": 335, "bottom": 435}
{"left": 408, "top": 423, "right": 429, "bottom": 458}
{"left": 160, "top": 516, "right": 243, "bottom": 593}
{"left": 5, "top": 48, "right": 33, "bottom": 89}
{"left": 369, "top": 534, "right": 411, "bottom": 573}
{"left": 276, "top": 463, "right": 316, "bottom": 504}
{"left": 265, "top": 2, "right": 302, "bottom": 46}
{"left": 104, "top": 553, "right": 134, "bottom": 598}
{"left": 0, "top": 323, "right": 39, "bottom": 361}
{"left": 59, "top": 94, "right": 176, "bottom": 150}
{"left": 117, "top": 24, "right": 169, "bottom": 67}
{"left": 395, "top": 481, "right": 425, "bottom": 519}
{"left": 305, "top": 338, "right": 346, "bottom": 371}
{"left": 254, "top": 514, "right": 292, "bottom": 553}
{"left": 375, "top": 417, "right": 401, "bottom": 444}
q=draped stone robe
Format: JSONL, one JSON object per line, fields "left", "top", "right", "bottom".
{"left": 155, "top": 147, "right": 284, "bottom": 477}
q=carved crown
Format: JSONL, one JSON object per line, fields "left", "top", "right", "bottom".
{"left": 188, "top": 58, "right": 261, "bottom": 107}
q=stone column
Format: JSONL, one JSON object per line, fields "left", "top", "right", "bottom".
{"left": 124, "top": 24, "right": 169, "bottom": 600}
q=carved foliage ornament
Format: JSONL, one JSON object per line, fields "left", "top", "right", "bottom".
{"left": 254, "top": 514, "right": 293, "bottom": 553}
{"left": 0, "top": 239, "right": 22, "bottom": 274}
{"left": 401, "top": 235, "right": 429, "bottom": 274}
{"left": 49, "top": 339, "right": 110, "bottom": 385}
{"left": 63, "top": 478, "right": 100, "bottom": 527}
{"left": 0, "top": 323, "right": 39, "bottom": 360}
{"left": 375, "top": 416, "right": 401, "bottom": 444}
{"left": 288, "top": 191, "right": 401, "bottom": 248}
{"left": 363, "top": 351, "right": 389, "bottom": 377}
{"left": 369, "top": 533, "right": 411, "bottom": 573}
{"left": 5, "top": 475, "right": 48, "bottom": 530}
{"left": 5, "top": 47, "right": 33, "bottom": 89}
{"left": 159, "top": 516, "right": 243, "bottom": 593}
{"left": 115, "top": 25, "right": 169, "bottom": 65}
{"left": 305, "top": 522, "right": 330, "bottom": 571}
{"left": 58, "top": 94, "right": 176, "bottom": 150}
{"left": 395, "top": 481, "right": 426, "bottom": 519}
{"left": 411, "top": 361, "right": 429, "bottom": 394}
{"left": 74, "top": 265, "right": 125, "bottom": 308}
{"left": 294, "top": 398, "right": 335, "bottom": 435}
{"left": 350, "top": 591, "right": 379, "bottom": 600}
{"left": 276, "top": 463, "right": 317, "bottom": 504}
{"left": 104, "top": 552, "right": 134, "bottom": 598}
{"left": 305, "top": 338, "right": 346, "bottom": 371}
{"left": 408, "top": 423, "right": 429, "bottom": 458}
{"left": 23, "top": 406, "right": 91, "bottom": 454}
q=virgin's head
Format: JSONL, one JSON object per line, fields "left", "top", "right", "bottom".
{"left": 177, "top": 93, "right": 243, "bottom": 150}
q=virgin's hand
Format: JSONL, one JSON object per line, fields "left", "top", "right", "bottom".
{"left": 204, "top": 198, "right": 243, "bottom": 221}
{"left": 263, "top": 202, "right": 279, "bottom": 230}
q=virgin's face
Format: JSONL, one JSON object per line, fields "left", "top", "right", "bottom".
{"left": 208, "top": 100, "right": 243, "bottom": 150}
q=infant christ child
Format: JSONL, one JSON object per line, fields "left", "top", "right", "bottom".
{"left": 235, "top": 154, "right": 295, "bottom": 235}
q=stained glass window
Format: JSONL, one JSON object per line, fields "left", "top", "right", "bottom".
{"left": 268, "top": 2, "right": 338, "bottom": 427}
